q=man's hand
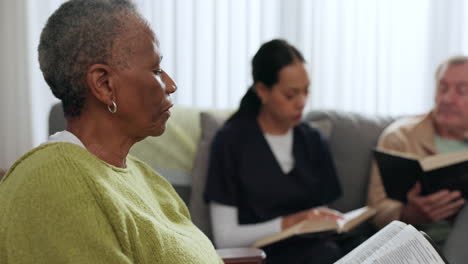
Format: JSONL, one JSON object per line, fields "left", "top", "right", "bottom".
{"left": 400, "top": 182, "right": 465, "bottom": 225}
{"left": 281, "top": 207, "right": 344, "bottom": 230}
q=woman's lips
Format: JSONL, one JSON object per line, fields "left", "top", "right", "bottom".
{"left": 293, "top": 114, "right": 302, "bottom": 121}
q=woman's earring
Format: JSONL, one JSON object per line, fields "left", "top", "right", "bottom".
{"left": 108, "top": 99, "right": 117, "bottom": 113}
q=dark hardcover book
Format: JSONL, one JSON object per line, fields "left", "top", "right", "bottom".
{"left": 373, "top": 149, "right": 468, "bottom": 202}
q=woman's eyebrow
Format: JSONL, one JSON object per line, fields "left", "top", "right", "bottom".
{"left": 153, "top": 55, "right": 163, "bottom": 68}
{"left": 285, "top": 87, "right": 304, "bottom": 92}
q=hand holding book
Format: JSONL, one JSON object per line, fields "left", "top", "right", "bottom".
{"left": 373, "top": 149, "right": 468, "bottom": 201}
{"left": 281, "top": 207, "right": 344, "bottom": 230}
{"left": 400, "top": 182, "right": 465, "bottom": 225}
{"left": 373, "top": 148, "right": 466, "bottom": 224}
{"left": 253, "top": 206, "right": 376, "bottom": 248}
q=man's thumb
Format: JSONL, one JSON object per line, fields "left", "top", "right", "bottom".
{"left": 408, "top": 182, "right": 422, "bottom": 197}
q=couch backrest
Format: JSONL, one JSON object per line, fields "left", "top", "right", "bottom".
{"left": 304, "top": 110, "right": 395, "bottom": 212}
{"left": 49, "top": 103, "right": 66, "bottom": 135}
{"left": 189, "top": 112, "right": 230, "bottom": 240}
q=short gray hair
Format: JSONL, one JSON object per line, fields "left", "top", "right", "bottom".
{"left": 38, "top": 0, "right": 146, "bottom": 116}
{"left": 435, "top": 55, "right": 468, "bottom": 82}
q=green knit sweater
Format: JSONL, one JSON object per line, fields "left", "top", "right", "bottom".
{"left": 0, "top": 143, "right": 222, "bottom": 264}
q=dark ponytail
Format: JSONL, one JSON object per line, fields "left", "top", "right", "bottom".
{"left": 233, "top": 86, "right": 262, "bottom": 118}
{"left": 229, "top": 39, "right": 305, "bottom": 122}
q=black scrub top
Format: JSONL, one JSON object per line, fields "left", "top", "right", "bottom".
{"left": 204, "top": 115, "right": 342, "bottom": 224}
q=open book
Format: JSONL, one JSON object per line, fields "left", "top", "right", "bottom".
{"left": 373, "top": 149, "right": 468, "bottom": 202}
{"left": 252, "top": 206, "right": 376, "bottom": 248}
{"left": 335, "top": 220, "right": 449, "bottom": 264}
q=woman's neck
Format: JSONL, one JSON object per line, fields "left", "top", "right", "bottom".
{"left": 66, "top": 115, "right": 136, "bottom": 168}
{"left": 257, "top": 109, "right": 290, "bottom": 135}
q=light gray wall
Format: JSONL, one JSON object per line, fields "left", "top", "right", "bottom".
{"left": 0, "top": 0, "right": 33, "bottom": 169}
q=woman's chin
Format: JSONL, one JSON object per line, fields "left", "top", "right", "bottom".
{"left": 290, "top": 119, "right": 301, "bottom": 127}
{"left": 150, "top": 124, "right": 167, "bottom": 137}
{"left": 136, "top": 124, "right": 167, "bottom": 139}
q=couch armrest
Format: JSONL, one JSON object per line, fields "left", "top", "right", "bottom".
{"left": 216, "top": 248, "right": 266, "bottom": 264}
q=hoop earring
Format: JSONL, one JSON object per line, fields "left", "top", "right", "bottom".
{"left": 108, "top": 100, "right": 117, "bottom": 113}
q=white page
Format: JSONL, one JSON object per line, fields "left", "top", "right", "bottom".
{"left": 370, "top": 225, "right": 445, "bottom": 264}
{"left": 361, "top": 225, "right": 417, "bottom": 263}
{"left": 334, "top": 221, "right": 407, "bottom": 264}
{"left": 336, "top": 206, "right": 369, "bottom": 230}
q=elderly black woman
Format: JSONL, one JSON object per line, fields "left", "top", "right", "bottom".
{"left": 0, "top": 0, "right": 222, "bottom": 263}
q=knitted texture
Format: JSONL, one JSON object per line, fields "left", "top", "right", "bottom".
{"left": 0, "top": 143, "right": 222, "bottom": 264}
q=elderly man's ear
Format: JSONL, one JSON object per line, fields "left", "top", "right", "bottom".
{"left": 86, "top": 64, "right": 115, "bottom": 106}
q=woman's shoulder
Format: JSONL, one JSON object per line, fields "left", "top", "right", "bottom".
{"left": 126, "top": 155, "right": 190, "bottom": 211}
{"left": 127, "top": 155, "right": 166, "bottom": 181}
{"left": 295, "top": 122, "right": 323, "bottom": 139}
{"left": 127, "top": 155, "right": 179, "bottom": 189}
{"left": 215, "top": 116, "right": 256, "bottom": 140}
{"left": 0, "top": 143, "right": 97, "bottom": 204}
{"left": 222, "top": 115, "right": 254, "bottom": 130}
{"left": 5, "top": 143, "right": 81, "bottom": 177}
{"left": 2, "top": 142, "right": 123, "bottom": 191}
{"left": 294, "top": 122, "right": 332, "bottom": 152}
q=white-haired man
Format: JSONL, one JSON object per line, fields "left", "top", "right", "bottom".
{"left": 368, "top": 56, "right": 468, "bottom": 263}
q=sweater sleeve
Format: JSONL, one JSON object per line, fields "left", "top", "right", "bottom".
{"left": 4, "top": 173, "right": 133, "bottom": 264}
{"left": 210, "top": 202, "right": 281, "bottom": 248}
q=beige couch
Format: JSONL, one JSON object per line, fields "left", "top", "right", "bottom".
{"left": 48, "top": 103, "right": 468, "bottom": 263}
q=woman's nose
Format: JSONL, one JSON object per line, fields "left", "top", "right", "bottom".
{"left": 163, "top": 72, "right": 177, "bottom": 94}
{"left": 296, "top": 94, "right": 307, "bottom": 109}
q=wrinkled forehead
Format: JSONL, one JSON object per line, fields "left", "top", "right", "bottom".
{"left": 147, "top": 30, "right": 162, "bottom": 62}
{"left": 152, "top": 33, "right": 162, "bottom": 57}
{"left": 437, "top": 61, "right": 468, "bottom": 82}
{"left": 126, "top": 17, "right": 156, "bottom": 42}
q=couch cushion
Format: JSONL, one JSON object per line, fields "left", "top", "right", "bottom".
{"left": 305, "top": 110, "right": 395, "bottom": 212}
{"left": 189, "top": 111, "right": 231, "bottom": 240}
{"left": 49, "top": 103, "right": 66, "bottom": 135}
{"left": 189, "top": 111, "right": 335, "bottom": 240}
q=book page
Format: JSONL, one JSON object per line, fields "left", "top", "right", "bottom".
{"left": 420, "top": 151, "right": 468, "bottom": 171}
{"left": 338, "top": 206, "right": 376, "bottom": 232}
{"left": 334, "top": 221, "right": 407, "bottom": 264}
{"left": 252, "top": 217, "right": 337, "bottom": 248}
{"left": 376, "top": 148, "right": 419, "bottom": 160}
{"left": 368, "top": 225, "right": 446, "bottom": 264}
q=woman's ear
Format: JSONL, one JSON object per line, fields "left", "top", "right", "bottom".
{"left": 255, "top": 82, "right": 269, "bottom": 103}
{"left": 86, "top": 64, "right": 115, "bottom": 105}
